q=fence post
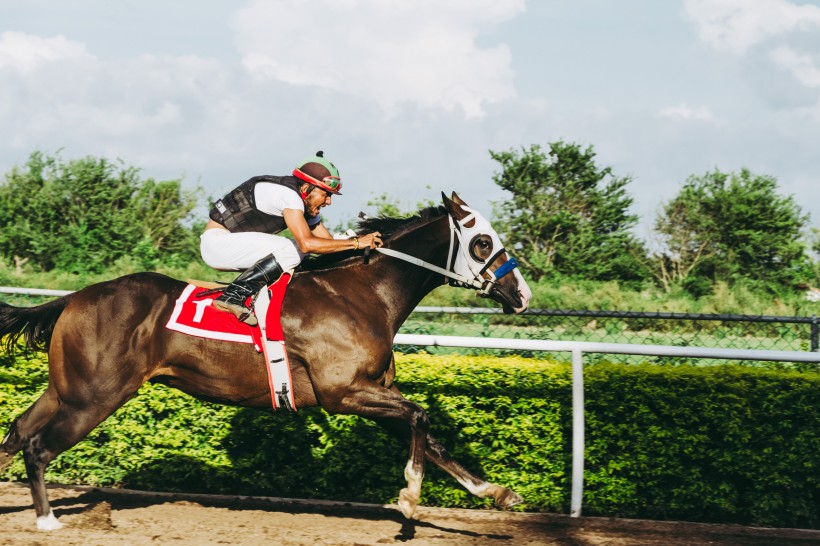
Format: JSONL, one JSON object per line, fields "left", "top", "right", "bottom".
{"left": 570, "top": 348, "right": 585, "bottom": 517}
{"left": 812, "top": 315, "right": 818, "bottom": 352}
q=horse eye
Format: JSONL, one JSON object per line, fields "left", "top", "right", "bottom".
{"left": 469, "top": 235, "right": 493, "bottom": 261}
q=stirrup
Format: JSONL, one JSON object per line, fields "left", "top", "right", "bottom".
{"left": 213, "top": 299, "right": 258, "bottom": 326}
{"left": 228, "top": 298, "right": 257, "bottom": 325}
{"left": 237, "top": 308, "right": 258, "bottom": 326}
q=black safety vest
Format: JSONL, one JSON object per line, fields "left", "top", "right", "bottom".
{"left": 208, "top": 175, "right": 316, "bottom": 233}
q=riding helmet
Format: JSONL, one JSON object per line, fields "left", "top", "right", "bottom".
{"left": 293, "top": 151, "right": 342, "bottom": 195}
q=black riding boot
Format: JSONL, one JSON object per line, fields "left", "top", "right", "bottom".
{"left": 213, "top": 254, "right": 284, "bottom": 326}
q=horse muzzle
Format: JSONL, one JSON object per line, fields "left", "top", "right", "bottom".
{"left": 481, "top": 267, "right": 532, "bottom": 315}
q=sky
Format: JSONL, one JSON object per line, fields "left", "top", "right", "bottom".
{"left": 1, "top": 0, "right": 819, "bottom": 239}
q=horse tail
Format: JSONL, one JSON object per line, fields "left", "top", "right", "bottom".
{"left": 0, "top": 296, "right": 71, "bottom": 353}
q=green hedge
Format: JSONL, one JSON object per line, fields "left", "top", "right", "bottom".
{"left": 1, "top": 349, "right": 817, "bottom": 528}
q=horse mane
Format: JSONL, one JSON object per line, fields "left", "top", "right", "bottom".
{"left": 299, "top": 205, "right": 446, "bottom": 272}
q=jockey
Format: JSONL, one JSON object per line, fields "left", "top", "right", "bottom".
{"left": 201, "top": 151, "right": 383, "bottom": 325}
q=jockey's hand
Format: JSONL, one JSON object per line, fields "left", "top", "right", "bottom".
{"left": 359, "top": 232, "right": 383, "bottom": 249}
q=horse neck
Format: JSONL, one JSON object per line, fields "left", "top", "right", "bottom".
{"left": 373, "top": 215, "right": 451, "bottom": 329}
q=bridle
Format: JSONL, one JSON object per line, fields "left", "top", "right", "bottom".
{"left": 375, "top": 209, "right": 519, "bottom": 296}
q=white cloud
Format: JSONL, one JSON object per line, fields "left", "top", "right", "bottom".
{"left": 770, "top": 46, "right": 820, "bottom": 88}
{"left": 683, "top": 0, "right": 820, "bottom": 53}
{"left": 0, "top": 31, "right": 95, "bottom": 71}
{"left": 232, "top": 0, "right": 523, "bottom": 118}
{"left": 0, "top": 32, "right": 243, "bottom": 171}
{"left": 3, "top": 45, "right": 218, "bottom": 130}
{"left": 657, "top": 103, "right": 715, "bottom": 121}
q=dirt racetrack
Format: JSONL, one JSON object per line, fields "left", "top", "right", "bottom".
{"left": 0, "top": 482, "right": 817, "bottom": 546}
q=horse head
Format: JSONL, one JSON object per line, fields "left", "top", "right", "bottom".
{"left": 442, "top": 192, "right": 532, "bottom": 314}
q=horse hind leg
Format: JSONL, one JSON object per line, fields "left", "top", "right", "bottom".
{"left": 21, "top": 388, "right": 138, "bottom": 530}
{"left": 23, "top": 404, "right": 116, "bottom": 530}
{"left": 0, "top": 387, "right": 60, "bottom": 473}
{"left": 0, "top": 387, "right": 65, "bottom": 530}
{"left": 23, "top": 433, "right": 63, "bottom": 530}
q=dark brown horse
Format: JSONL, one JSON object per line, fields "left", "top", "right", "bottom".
{"left": 0, "top": 193, "right": 531, "bottom": 530}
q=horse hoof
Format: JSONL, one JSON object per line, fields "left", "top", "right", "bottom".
{"left": 36, "top": 510, "right": 63, "bottom": 531}
{"left": 495, "top": 488, "right": 524, "bottom": 509}
{"left": 398, "top": 488, "right": 418, "bottom": 519}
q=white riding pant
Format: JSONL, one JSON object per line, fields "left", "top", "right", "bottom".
{"left": 200, "top": 228, "right": 305, "bottom": 271}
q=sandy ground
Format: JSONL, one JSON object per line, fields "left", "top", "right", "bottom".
{"left": 0, "top": 481, "right": 817, "bottom": 546}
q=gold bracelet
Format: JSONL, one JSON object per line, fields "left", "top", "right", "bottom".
{"left": 353, "top": 236, "right": 360, "bottom": 250}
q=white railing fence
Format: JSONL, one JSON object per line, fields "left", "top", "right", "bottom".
{"left": 0, "top": 287, "right": 73, "bottom": 297}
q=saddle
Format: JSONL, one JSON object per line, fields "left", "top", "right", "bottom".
{"left": 165, "top": 274, "right": 296, "bottom": 411}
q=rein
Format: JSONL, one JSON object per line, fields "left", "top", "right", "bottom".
{"left": 375, "top": 247, "right": 483, "bottom": 289}
{"left": 374, "top": 213, "right": 518, "bottom": 295}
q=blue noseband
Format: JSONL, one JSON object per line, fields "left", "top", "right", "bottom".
{"left": 493, "top": 257, "right": 519, "bottom": 280}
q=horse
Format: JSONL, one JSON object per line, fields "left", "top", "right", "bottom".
{"left": 0, "top": 192, "right": 532, "bottom": 530}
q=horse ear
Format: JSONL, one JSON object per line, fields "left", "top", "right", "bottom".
{"left": 443, "top": 191, "right": 470, "bottom": 221}
{"left": 451, "top": 192, "right": 469, "bottom": 206}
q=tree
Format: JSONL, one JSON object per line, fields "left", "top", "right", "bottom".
{"left": 650, "top": 196, "right": 714, "bottom": 293}
{"left": 653, "top": 168, "right": 811, "bottom": 294}
{"left": 0, "top": 151, "right": 203, "bottom": 273}
{"left": 365, "top": 188, "right": 437, "bottom": 218}
{"left": 490, "top": 141, "right": 649, "bottom": 283}
{"left": 810, "top": 228, "right": 820, "bottom": 287}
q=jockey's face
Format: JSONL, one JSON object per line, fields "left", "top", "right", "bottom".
{"left": 304, "top": 186, "right": 332, "bottom": 217}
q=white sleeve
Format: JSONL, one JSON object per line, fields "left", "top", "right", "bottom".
{"left": 254, "top": 183, "right": 321, "bottom": 226}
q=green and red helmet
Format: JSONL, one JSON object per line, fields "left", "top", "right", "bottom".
{"left": 293, "top": 151, "right": 342, "bottom": 195}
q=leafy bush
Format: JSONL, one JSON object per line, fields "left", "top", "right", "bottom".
{"left": 0, "top": 151, "right": 203, "bottom": 274}
{"left": 1, "top": 349, "right": 817, "bottom": 528}
{"left": 583, "top": 364, "right": 819, "bottom": 527}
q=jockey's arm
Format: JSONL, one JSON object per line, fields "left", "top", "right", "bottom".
{"left": 283, "top": 209, "right": 381, "bottom": 254}
{"left": 310, "top": 222, "right": 334, "bottom": 240}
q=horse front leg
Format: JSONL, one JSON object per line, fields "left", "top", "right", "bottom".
{"left": 324, "top": 385, "right": 429, "bottom": 519}
{"left": 399, "top": 421, "right": 427, "bottom": 519}
{"left": 374, "top": 390, "right": 524, "bottom": 510}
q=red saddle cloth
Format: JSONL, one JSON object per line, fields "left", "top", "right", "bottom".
{"left": 165, "top": 273, "right": 291, "bottom": 349}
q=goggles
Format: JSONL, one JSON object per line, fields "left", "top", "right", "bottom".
{"left": 293, "top": 168, "right": 343, "bottom": 195}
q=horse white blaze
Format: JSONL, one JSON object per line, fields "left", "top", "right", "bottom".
{"left": 36, "top": 509, "right": 62, "bottom": 531}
